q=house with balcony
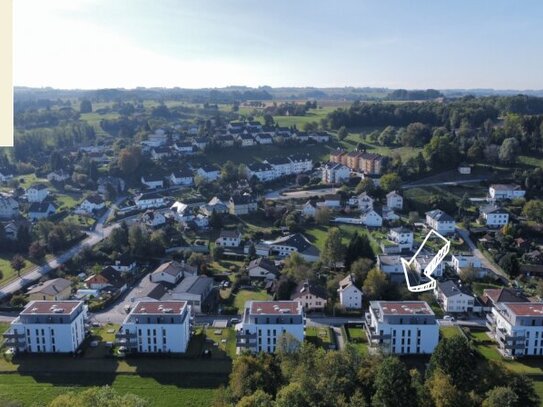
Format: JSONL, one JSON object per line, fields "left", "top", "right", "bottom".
{"left": 434, "top": 280, "right": 474, "bottom": 313}
{"left": 321, "top": 162, "right": 350, "bottom": 185}
{"left": 235, "top": 301, "right": 305, "bottom": 354}
{"left": 365, "top": 301, "right": 438, "bottom": 354}
{"left": 116, "top": 301, "right": 190, "bottom": 353}
{"left": 388, "top": 227, "right": 414, "bottom": 251}
{"left": 3, "top": 301, "right": 86, "bottom": 353}
{"left": 247, "top": 162, "right": 277, "bottom": 182}
{"left": 486, "top": 303, "right": 543, "bottom": 357}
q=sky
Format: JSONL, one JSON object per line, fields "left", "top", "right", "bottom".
{"left": 13, "top": 0, "right": 543, "bottom": 90}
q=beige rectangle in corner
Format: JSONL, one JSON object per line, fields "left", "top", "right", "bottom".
{"left": 0, "top": 0, "right": 13, "bottom": 147}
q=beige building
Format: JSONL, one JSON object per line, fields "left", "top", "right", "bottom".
{"left": 291, "top": 281, "right": 327, "bottom": 312}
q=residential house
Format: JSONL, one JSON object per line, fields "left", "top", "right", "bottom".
{"left": 217, "top": 134, "right": 235, "bottom": 147}
{"left": 414, "top": 254, "right": 445, "bottom": 278}
{"left": 135, "top": 192, "right": 165, "bottom": 210}
{"left": 196, "top": 164, "right": 220, "bottom": 182}
{"left": 482, "top": 288, "right": 528, "bottom": 311}
{"left": 215, "top": 229, "right": 242, "bottom": 247}
{"left": 291, "top": 281, "right": 327, "bottom": 312}
{"left": 337, "top": 275, "right": 363, "bottom": 309}
{"left": 110, "top": 254, "right": 137, "bottom": 274}
{"left": 3, "top": 301, "right": 86, "bottom": 353}
{"left": 193, "top": 137, "right": 208, "bottom": 150}
{"left": 169, "top": 168, "right": 193, "bottom": 186}
{"left": 261, "top": 233, "right": 320, "bottom": 262}
{"left": 171, "top": 201, "right": 194, "bottom": 223}
{"left": 293, "top": 131, "right": 309, "bottom": 142}
{"left": 201, "top": 197, "right": 228, "bottom": 216}
{"left": 265, "top": 156, "right": 292, "bottom": 177}
{"left": 434, "top": 280, "right": 474, "bottom": 313}
{"left": 489, "top": 184, "right": 526, "bottom": 200}
{"left": 27, "top": 278, "right": 72, "bottom": 301}
{"left": 386, "top": 191, "right": 403, "bottom": 210}
{"left": 0, "top": 194, "right": 19, "bottom": 219}
{"left": 425, "top": 209, "right": 456, "bottom": 235}
{"left": 150, "top": 261, "right": 196, "bottom": 285}
{"left": 480, "top": 205, "right": 509, "bottom": 228}
{"left": 247, "top": 162, "right": 277, "bottom": 182}
{"left": 361, "top": 208, "right": 383, "bottom": 227}
{"left": 165, "top": 275, "right": 214, "bottom": 313}
{"left": 151, "top": 146, "right": 172, "bottom": 160}
{"left": 365, "top": 301, "right": 439, "bottom": 354}
{"left": 380, "top": 206, "right": 400, "bottom": 222}
{"left": 85, "top": 266, "right": 127, "bottom": 292}
{"left": 141, "top": 175, "right": 164, "bottom": 190}
{"left": 487, "top": 303, "right": 543, "bottom": 357}
{"left": 301, "top": 200, "right": 317, "bottom": 218}
{"left": 141, "top": 210, "right": 166, "bottom": 228}
{"left": 289, "top": 153, "right": 313, "bottom": 173}
{"left": 235, "top": 301, "right": 305, "bottom": 354}
{"left": 451, "top": 254, "right": 483, "bottom": 275}
{"left": 238, "top": 134, "right": 256, "bottom": 147}
{"left": 377, "top": 255, "right": 404, "bottom": 278}
{"left": 78, "top": 194, "right": 105, "bottom": 214}
{"left": 309, "top": 131, "right": 330, "bottom": 143}
{"left": 28, "top": 202, "right": 56, "bottom": 221}
{"left": 26, "top": 184, "right": 49, "bottom": 203}
{"left": 317, "top": 195, "right": 342, "bottom": 210}
{"left": 321, "top": 162, "right": 350, "bottom": 184}
{"left": 47, "top": 170, "right": 70, "bottom": 183}
{"left": 116, "top": 301, "right": 191, "bottom": 353}
{"left": 174, "top": 141, "right": 194, "bottom": 155}
{"left": 388, "top": 227, "right": 414, "bottom": 251}
{"left": 247, "top": 258, "right": 279, "bottom": 280}
{"left": 228, "top": 194, "right": 257, "bottom": 215}
{"left": 255, "top": 133, "right": 273, "bottom": 145}
{"left": 356, "top": 192, "right": 374, "bottom": 211}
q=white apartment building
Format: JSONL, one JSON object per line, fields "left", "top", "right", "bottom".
{"left": 425, "top": 209, "right": 456, "bottom": 235}
{"left": 247, "top": 162, "right": 277, "bottom": 182}
{"left": 487, "top": 302, "right": 543, "bottom": 357}
{"left": 116, "top": 301, "right": 191, "bottom": 353}
{"left": 480, "top": 205, "right": 509, "bottom": 227}
{"left": 388, "top": 227, "right": 414, "bottom": 251}
{"left": 321, "top": 162, "right": 350, "bottom": 185}
{"left": 434, "top": 280, "right": 474, "bottom": 313}
{"left": 3, "top": 301, "right": 86, "bottom": 353}
{"left": 386, "top": 191, "right": 403, "bottom": 210}
{"left": 288, "top": 153, "right": 313, "bottom": 174}
{"left": 450, "top": 254, "right": 482, "bottom": 273}
{"left": 26, "top": 184, "right": 49, "bottom": 203}
{"left": 365, "top": 301, "right": 439, "bottom": 354}
{"left": 215, "top": 230, "right": 242, "bottom": 247}
{"left": 236, "top": 301, "right": 305, "bottom": 353}
{"left": 338, "top": 275, "right": 363, "bottom": 309}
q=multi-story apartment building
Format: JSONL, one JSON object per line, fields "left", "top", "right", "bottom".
{"left": 116, "top": 301, "right": 191, "bottom": 353}
{"left": 425, "top": 209, "right": 456, "bottom": 235}
{"left": 358, "top": 152, "right": 384, "bottom": 175}
{"left": 321, "top": 162, "right": 350, "bottom": 184}
{"left": 236, "top": 301, "right": 305, "bottom": 353}
{"left": 487, "top": 302, "right": 543, "bottom": 357}
{"left": 3, "top": 301, "right": 86, "bottom": 353}
{"left": 365, "top": 301, "right": 439, "bottom": 354}
{"left": 479, "top": 205, "right": 509, "bottom": 228}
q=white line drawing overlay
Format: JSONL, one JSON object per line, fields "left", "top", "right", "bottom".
{"left": 401, "top": 230, "right": 451, "bottom": 292}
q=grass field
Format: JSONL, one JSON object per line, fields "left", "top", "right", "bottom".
{"left": 305, "top": 326, "right": 334, "bottom": 349}
{"left": 0, "top": 254, "right": 39, "bottom": 287}
{"left": 345, "top": 326, "right": 369, "bottom": 355}
{"left": 304, "top": 224, "right": 381, "bottom": 254}
{"left": 439, "top": 325, "right": 462, "bottom": 339}
{"left": 202, "top": 327, "right": 237, "bottom": 358}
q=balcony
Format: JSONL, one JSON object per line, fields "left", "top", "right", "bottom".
{"left": 236, "top": 332, "right": 257, "bottom": 347}
{"left": 364, "top": 323, "right": 391, "bottom": 342}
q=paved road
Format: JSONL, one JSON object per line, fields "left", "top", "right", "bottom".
{"left": 0, "top": 198, "right": 124, "bottom": 300}
{"left": 456, "top": 227, "right": 509, "bottom": 282}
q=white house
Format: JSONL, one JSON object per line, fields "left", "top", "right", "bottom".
{"left": 458, "top": 164, "right": 471, "bottom": 174}
{"left": 317, "top": 195, "right": 342, "bottom": 210}
{"left": 170, "top": 201, "right": 194, "bottom": 223}
{"left": 255, "top": 133, "right": 273, "bottom": 145}
{"left": 141, "top": 175, "right": 164, "bottom": 189}
{"left": 201, "top": 197, "right": 228, "bottom": 216}
{"left": 301, "top": 201, "right": 317, "bottom": 218}
{"left": 0, "top": 195, "right": 19, "bottom": 219}
{"left": 47, "top": 170, "right": 70, "bottom": 183}
{"left": 247, "top": 258, "right": 279, "bottom": 280}
{"left": 337, "top": 275, "right": 363, "bottom": 309}
{"left": 288, "top": 153, "right": 313, "bottom": 174}
{"left": 26, "top": 184, "right": 49, "bottom": 203}
{"left": 356, "top": 192, "right": 374, "bottom": 211}
{"left": 235, "top": 301, "right": 305, "bottom": 354}
{"left": 141, "top": 210, "right": 166, "bottom": 228}
{"left": 321, "top": 162, "right": 350, "bottom": 185}
{"left": 361, "top": 208, "right": 383, "bottom": 227}
{"left": 414, "top": 254, "right": 445, "bottom": 278}
{"left": 377, "top": 255, "right": 403, "bottom": 276}
{"left": 381, "top": 206, "right": 400, "bottom": 222}
{"left": 386, "top": 191, "right": 403, "bottom": 210}
{"left": 174, "top": 142, "right": 194, "bottom": 155}
{"left": 489, "top": 184, "right": 526, "bottom": 200}
{"left": 116, "top": 301, "right": 191, "bottom": 353}
{"left": 451, "top": 254, "right": 482, "bottom": 273}
{"left": 487, "top": 302, "right": 543, "bottom": 357}
{"left": 78, "top": 194, "right": 105, "bottom": 214}
{"left": 3, "top": 301, "right": 86, "bottom": 353}
{"left": 434, "top": 280, "right": 474, "bottom": 313}
{"left": 215, "top": 229, "right": 242, "bottom": 247}
{"left": 265, "top": 156, "right": 292, "bottom": 177}
{"left": 309, "top": 131, "right": 330, "bottom": 143}
{"left": 263, "top": 233, "right": 320, "bottom": 262}
{"left": 28, "top": 202, "right": 56, "bottom": 221}
{"left": 480, "top": 205, "right": 509, "bottom": 228}
{"left": 425, "top": 209, "right": 456, "bottom": 235}
{"left": 110, "top": 254, "right": 137, "bottom": 274}
{"left": 238, "top": 134, "right": 256, "bottom": 147}
{"left": 169, "top": 168, "right": 193, "bottom": 186}
{"left": 151, "top": 146, "right": 172, "bottom": 160}
{"left": 228, "top": 195, "right": 257, "bottom": 215}
{"left": 247, "top": 162, "right": 277, "bottom": 182}
{"left": 196, "top": 165, "right": 220, "bottom": 182}
{"left": 291, "top": 281, "right": 327, "bottom": 312}
{"left": 135, "top": 192, "right": 166, "bottom": 210}
{"left": 365, "top": 301, "right": 439, "bottom": 354}
{"left": 150, "top": 261, "right": 196, "bottom": 285}
{"left": 388, "top": 227, "right": 414, "bottom": 251}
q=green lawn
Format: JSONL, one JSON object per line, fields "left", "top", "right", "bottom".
{"left": 233, "top": 289, "right": 271, "bottom": 311}
{"left": 201, "top": 327, "right": 237, "bottom": 359}
{"left": 439, "top": 326, "right": 462, "bottom": 339}
{"left": 0, "top": 254, "right": 39, "bottom": 287}
{"left": 305, "top": 326, "right": 334, "bottom": 349}
{"left": 344, "top": 326, "right": 369, "bottom": 355}
{"left": 54, "top": 193, "right": 80, "bottom": 211}
{"left": 304, "top": 225, "right": 380, "bottom": 254}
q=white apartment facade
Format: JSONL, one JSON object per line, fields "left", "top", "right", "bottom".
{"left": 116, "top": 301, "right": 191, "bottom": 353}
{"left": 338, "top": 275, "right": 363, "bottom": 309}
{"left": 236, "top": 301, "right": 305, "bottom": 353}
{"left": 365, "top": 301, "right": 439, "bottom": 354}
{"left": 425, "top": 209, "right": 456, "bottom": 235}
{"left": 386, "top": 191, "right": 403, "bottom": 210}
{"left": 3, "top": 301, "right": 86, "bottom": 353}
{"left": 489, "top": 184, "right": 526, "bottom": 200}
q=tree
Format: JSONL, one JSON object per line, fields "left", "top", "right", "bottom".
{"left": 209, "top": 210, "right": 223, "bottom": 230}
{"left": 228, "top": 354, "right": 282, "bottom": 401}
{"left": 276, "top": 332, "right": 302, "bottom": 354}
{"left": 402, "top": 122, "right": 431, "bottom": 147}
{"left": 118, "top": 146, "right": 141, "bottom": 175}
{"left": 523, "top": 200, "right": 543, "bottom": 223}
{"left": 499, "top": 138, "right": 520, "bottom": 164}
{"left": 263, "top": 113, "right": 274, "bottom": 127}
{"left": 378, "top": 126, "right": 396, "bottom": 146}
{"left": 355, "top": 178, "right": 375, "bottom": 194}
{"left": 79, "top": 99, "right": 93, "bottom": 114}
{"left": 362, "top": 268, "right": 388, "bottom": 300}
{"left": 498, "top": 253, "right": 520, "bottom": 278}
{"left": 221, "top": 161, "right": 238, "bottom": 183}
{"left": 10, "top": 254, "right": 25, "bottom": 277}
{"left": 48, "top": 386, "right": 148, "bottom": 407}
{"left": 372, "top": 357, "right": 417, "bottom": 407}
{"left": 338, "top": 126, "right": 349, "bottom": 140}
{"left": 427, "top": 336, "right": 476, "bottom": 392}
{"left": 28, "top": 242, "right": 45, "bottom": 261}
{"left": 426, "top": 370, "right": 465, "bottom": 407}
{"left": 349, "top": 258, "right": 374, "bottom": 284}
{"left": 314, "top": 207, "right": 331, "bottom": 225}
{"left": 482, "top": 386, "right": 518, "bottom": 407}
{"left": 322, "top": 227, "right": 345, "bottom": 268}
{"left": 344, "top": 233, "right": 374, "bottom": 269}
{"left": 212, "top": 246, "right": 224, "bottom": 261}
{"left": 237, "top": 390, "right": 274, "bottom": 407}
{"left": 508, "top": 375, "right": 540, "bottom": 407}
{"left": 275, "top": 382, "right": 308, "bottom": 407}
{"left": 380, "top": 173, "right": 402, "bottom": 193}
{"left": 459, "top": 265, "right": 477, "bottom": 284}
{"left": 128, "top": 224, "right": 149, "bottom": 255}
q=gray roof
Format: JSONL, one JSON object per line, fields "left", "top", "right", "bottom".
{"left": 438, "top": 280, "right": 473, "bottom": 298}
{"left": 426, "top": 209, "right": 454, "bottom": 222}
{"left": 28, "top": 278, "right": 71, "bottom": 296}
{"left": 480, "top": 205, "right": 507, "bottom": 215}
{"left": 172, "top": 275, "right": 213, "bottom": 296}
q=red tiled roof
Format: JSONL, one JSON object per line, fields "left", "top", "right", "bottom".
{"left": 505, "top": 303, "right": 543, "bottom": 317}
{"left": 22, "top": 301, "right": 82, "bottom": 315}
{"left": 132, "top": 301, "right": 187, "bottom": 315}
{"left": 250, "top": 301, "right": 302, "bottom": 315}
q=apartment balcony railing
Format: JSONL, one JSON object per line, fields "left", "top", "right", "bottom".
{"left": 236, "top": 332, "right": 257, "bottom": 348}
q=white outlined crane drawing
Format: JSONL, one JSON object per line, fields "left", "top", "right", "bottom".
{"left": 401, "top": 230, "right": 451, "bottom": 292}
